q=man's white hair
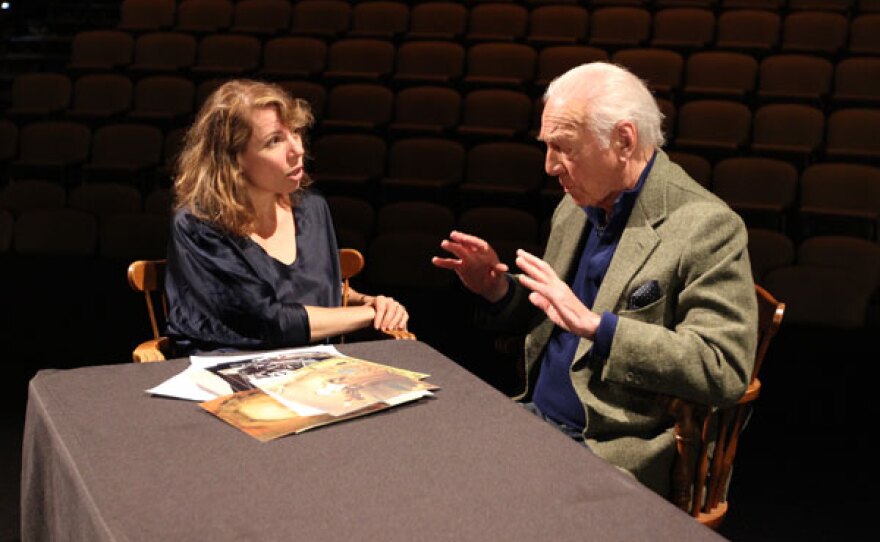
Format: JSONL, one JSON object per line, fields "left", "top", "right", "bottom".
{"left": 544, "top": 62, "right": 665, "bottom": 152}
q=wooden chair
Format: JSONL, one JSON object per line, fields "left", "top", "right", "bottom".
{"left": 666, "top": 284, "right": 785, "bottom": 529}
{"left": 127, "top": 259, "right": 171, "bottom": 362}
{"left": 127, "top": 248, "right": 413, "bottom": 362}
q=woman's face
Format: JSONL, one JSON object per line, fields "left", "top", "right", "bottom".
{"left": 237, "top": 106, "right": 305, "bottom": 198}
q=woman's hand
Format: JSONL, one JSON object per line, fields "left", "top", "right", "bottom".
{"left": 363, "top": 295, "right": 409, "bottom": 331}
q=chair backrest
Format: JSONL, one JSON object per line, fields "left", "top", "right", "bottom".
{"left": 349, "top": 0, "right": 409, "bottom": 40}
{"left": 69, "top": 74, "right": 134, "bottom": 117}
{"left": 747, "top": 228, "right": 796, "bottom": 283}
{"left": 715, "top": 9, "right": 780, "bottom": 54}
{"left": 757, "top": 54, "right": 834, "bottom": 104}
{"left": 9, "top": 73, "right": 72, "bottom": 115}
{"left": 130, "top": 75, "right": 195, "bottom": 118}
{"left": 230, "top": 0, "right": 291, "bottom": 36}
{"left": 193, "top": 34, "right": 261, "bottom": 72}
{"left": 668, "top": 285, "right": 785, "bottom": 529}
{"left": 667, "top": 151, "right": 712, "bottom": 188}
{"left": 683, "top": 51, "right": 758, "bottom": 101}
{"left": 117, "top": 0, "right": 176, "bottom": 33}
{"left": 611, "top": 47, "right": 684, "bottom": 97}
{"left": 338, "top": 247, "right": 364, "bottom": 308}
{"left": 589, "top": 6, "right": 652, "bottom": 49}
{"left": 534, "top": 46, "right": 608, "bottom": 88}
{"left": 674, "top": 100, "right": 752, "bottom": 153}
{"left": 712, "top": 156, "right": 799, "bottom": 218}
{"left": 824, "top": 108, "right": 880, "bottom": 160}
{"left": 0, "top": 179, "right": 66, "bottom": 217}
{"left": 780, "top": 11, "right": 848, "bottom": 56}
{"left": 463, "top": 42, "right": 537, "bottom": 88}
{"left": 464, "top": 142, "right": 545, "bottom": 190}
{"left": 88, "top": 123, "right": 164, "bottom": 168}
{"left": 650, "top": 7, "right": 716, "bottom": 51}
{"left": 833, "top": 56, "right": 880, "bottom": 107}
{"left": 17, "top": 120, "right": 91, "bottom": 165}
{"left": 277, "top": 81, "right": 326, "bottom": 121}
{"left": 68, "top": 30, "right": 134, "bottom": 71}
{"left": 466, "top": 2, "right": 529, "bottom": 42}
{"left": 798, "top": 162, "right": 880, "bottom": 239}
{"left": 376, "top": 201, "right": 456, "bottom": 237}
{"left": 127, "top": 259, "right": 168, "bottom": 340}
{"left": 131, "top": 31, "right": 198, "bottom": 72}
{"left": 385, "top": 137, "right": 465, "bottom": 185}
{"left": 394, "top": 41, "right": 465, "bottom": 85}
{"left": 327, "top": 195, "right": 374, "bottom": 253}
{"left": 261, "top": 36, "right": 327, "bottom": 79}
{"left": 390, "top": 86, "right": 461, "bottom": 133}
{"left": 324, "top": 38, "right": 395, "bottom": 80}
{"left": 407, "top": 1, "right": 466, "bottom": 40}
{"left": 458, "top": 89, "right": 532, "bottom": 138}
{"left": 527, "top": 5, "right": 589, "bottom": 46}
{"left": 750, "top": 103, "right": 826, "bottom": 160}
{"left": 290, "top": 0, "right": 352, "bottom": 39}
{"left": 849, "top": 13, "right": 880, "bottom": 55}
{"left": 175, "top": 0, "right": 233, "bottom": 34}
{"left": 321, "top": 83, "right": 394, "bottom": 131}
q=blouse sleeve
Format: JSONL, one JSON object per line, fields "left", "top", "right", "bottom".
{"left": 165, "top": 211, "right": 311, "bottom": 352}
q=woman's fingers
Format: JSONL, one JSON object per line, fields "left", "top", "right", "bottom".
{"left": 372, "top": 296, "right": 409, "bottom": 330}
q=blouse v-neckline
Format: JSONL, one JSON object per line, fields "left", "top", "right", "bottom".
{"left": 249, "top": 203, "right": 300, "bottom": 267}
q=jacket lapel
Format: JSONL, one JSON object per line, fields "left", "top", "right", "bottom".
{"left": 573, "top": 151, "right": 671, "bottom": 361}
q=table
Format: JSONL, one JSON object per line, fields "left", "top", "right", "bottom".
{"left": 22, "top": 340, "right": 722, "bottom": 541}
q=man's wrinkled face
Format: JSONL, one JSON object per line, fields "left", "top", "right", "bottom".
{"left": 539, "top": 96, "right": 623, "bottom": 210}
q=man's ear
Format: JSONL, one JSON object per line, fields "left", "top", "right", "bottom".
{"left": 614, "top": 122, "right": 638, "bottom": 159}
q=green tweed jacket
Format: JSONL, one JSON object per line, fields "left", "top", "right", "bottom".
{"left": 480, "top": 150, "right": 758, "bottom": 496}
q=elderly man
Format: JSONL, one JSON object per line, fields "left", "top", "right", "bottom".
{"left": 433, "top": 62, "right": 757, "bottom": 496}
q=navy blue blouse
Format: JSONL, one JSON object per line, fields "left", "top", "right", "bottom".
{"left": 165, "top": 189, "right": 341, "bottom": 355}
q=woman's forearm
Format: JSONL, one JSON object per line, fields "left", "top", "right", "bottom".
{"left": 303, "top": 305, "right": 375, "bottom": 341}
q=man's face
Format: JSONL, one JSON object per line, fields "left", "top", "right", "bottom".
{"left": 539, "top": 96, "right": 624, "bottom": 210}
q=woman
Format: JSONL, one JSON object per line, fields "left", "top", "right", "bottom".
{"left": 165, "top": 79, "right": 408, "bottom": 355}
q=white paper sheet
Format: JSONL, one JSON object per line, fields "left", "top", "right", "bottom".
{"left": 146, "top": 345, "right": 349, "bottom": 401}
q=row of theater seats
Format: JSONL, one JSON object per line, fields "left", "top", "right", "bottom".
{"left": 2, "top": 107, "right": 878, "bottom": 220}
{"left": 96, "top": 0, "right": 880, "bottom": 58}
{"left": 49, "top": 28, "right": 880, "bottom": 98}
{"left": 8, "top": 47, "right": 880, "bottom": 119}
{"left": 2, "top": 185, "right": 873, "bottom": 344}
{"left": 0, "top": 182, "right": 170, "bottom": 260}
{"left": 749, "top": 230, "right": 880, "bottom": 328}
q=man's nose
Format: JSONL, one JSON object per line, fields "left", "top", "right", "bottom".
{"left": 545, "top": 150, "right": 562, "bottom": 176}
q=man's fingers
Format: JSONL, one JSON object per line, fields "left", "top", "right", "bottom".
{"left": 448, "top": 230, "right": 489, "bottom": 251}
{"left": 431, "top": 256, "right": 460, "bottom": 270}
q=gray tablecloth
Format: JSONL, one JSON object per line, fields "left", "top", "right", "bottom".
{"left": 21, "top": 340, "right": 722, "bottom": 541}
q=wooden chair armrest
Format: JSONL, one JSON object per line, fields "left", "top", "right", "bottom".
{"left": 380, "top": 329, "right": 417, "bottom": 340}
{"left": 132, "top": 337, "right": 171, "bottom": 363}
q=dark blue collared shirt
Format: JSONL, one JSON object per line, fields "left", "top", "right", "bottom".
{"left": 532, "top": 152, "right": 656, "bottom": 431}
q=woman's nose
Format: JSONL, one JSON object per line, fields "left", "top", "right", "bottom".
{"left": 287, "top": 133, "right": 304, "bottom": 156}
